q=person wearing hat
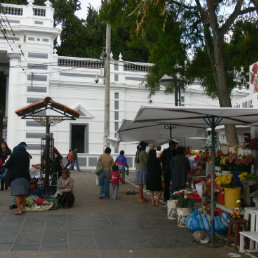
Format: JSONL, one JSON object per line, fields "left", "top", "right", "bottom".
{"left": 55, "top": 169, "right": 75, "bottom": 209}
{"left": 160, "top": 140, "right": 177, "bottom": 202}
{"left": 172, "top": 146, "right": 190, "bottom": 191}
{"left": 135, "top": 141, "right": 148, "bottom": 203}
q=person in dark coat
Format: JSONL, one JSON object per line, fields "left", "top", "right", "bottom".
{"left": 147, "top": 149, "right": 163, "bottom": 206}
{"left": 172, "top": 146, "right": 190, "bottom": 191}
{"left": 0, "top": 141, "right": 11, "bottom": 190}
{"left": 160, "top": 140, "right": 177, "bottom": 202}
{"left": 5, "top": 146, "right": 31, "bottom": 215}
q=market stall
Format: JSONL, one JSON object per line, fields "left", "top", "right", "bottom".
{"left": 133, "top": 105, "right": 258, "bottom": 242}
{"left": 15, "top": 97, "right": 80, "bottom": 195}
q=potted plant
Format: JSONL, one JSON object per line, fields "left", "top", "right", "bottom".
{"left": 173, "top": 190, "right": 201, "bottom": 227}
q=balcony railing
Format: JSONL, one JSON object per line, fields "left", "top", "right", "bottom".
{"left": 1, "top": 6, "right": 23, "bottom": 16}
{"left": 124, "top": 62, "right": 152, "bottom": 72}
{"left": 58, "top": 57, "right": 153, "bottom": 72}
{"left": 33, "top": 8, "right": 46, "bottom": 16}
{"left": 58, "top": 57, "right": 104, "bottom": 69}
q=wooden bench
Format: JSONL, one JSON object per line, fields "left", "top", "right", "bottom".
{"left": 240, "top": 232, "right": 258, "bottom": 253}
{"left": 239, "top": 208, "right": 258, "bottom": 253}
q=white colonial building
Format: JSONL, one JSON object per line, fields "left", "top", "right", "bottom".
{"left": 0, "top": 1, "right": 250, "bottom": 168}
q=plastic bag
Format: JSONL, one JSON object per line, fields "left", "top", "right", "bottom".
{"left": 185, "top": 210, "right": 229, "bottom": 234}
{"left": 96, "top": 176, "right": 99, "bottom": 186}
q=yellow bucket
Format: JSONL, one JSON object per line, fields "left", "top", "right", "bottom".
{"left": 224, "top": 187, "right": 241, "bottom": 209}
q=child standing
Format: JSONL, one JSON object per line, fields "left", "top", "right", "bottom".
{"left": 110, "top": 165, "right": 124, "bottom": 200}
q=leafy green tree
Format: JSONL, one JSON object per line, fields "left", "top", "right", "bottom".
{"left": 103, "top": 0, "right": 257, "bottom": 146}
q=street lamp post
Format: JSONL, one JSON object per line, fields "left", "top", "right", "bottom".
{"left": 159, "top": 73, "right": 182, "bottom": 106}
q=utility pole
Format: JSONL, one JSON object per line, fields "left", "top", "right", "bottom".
{"left": 104, "top": 0, "right": 111, "bottom": 147}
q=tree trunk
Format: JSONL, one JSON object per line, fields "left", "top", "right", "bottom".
{"left": 212, "top": 34, "right": 239, "bottom": 146}
{"left": 205, "top": 0, "right": 239, "bottom": 147}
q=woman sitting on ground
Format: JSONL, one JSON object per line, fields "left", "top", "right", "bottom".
{"left": 28, "top": 178, "right": 42, "bottom": 198}
{"left": 55, "top": 169, "right": 75, "bottom": 209}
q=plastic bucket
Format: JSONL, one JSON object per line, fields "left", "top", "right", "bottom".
{"left": 167, "top": 200, "right": 177, "bottom": 220}
{"left": 224, "top": 187, "right": 241, "bottom": 209}
{"left": 177, "top": 208, "right": 192, "bottom": 227}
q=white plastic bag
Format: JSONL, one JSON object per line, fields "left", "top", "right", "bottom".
{"left": 196, "top": 183, "right": 203, "bottom": 198}
{"left": 96, "top": 176, "right": 99, "bottom": 186}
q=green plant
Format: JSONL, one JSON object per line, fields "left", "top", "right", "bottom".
{"left": 173, "top": 190, "right": 201, "bottom": 208}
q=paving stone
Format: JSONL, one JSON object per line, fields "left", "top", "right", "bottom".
{"left": 11, "top": 243, "right": 40, "bottom": 251}
{"left": 0, "top": 243, "right": 12, "bottom": 250}
{"left": 42, "top": 233, "right": 67, "bottom": 244}
{"left": 69, "top": 230, "right": 92, "bottom": 240}
{"left": 69, "top": 240, "right": 96, "bottom": 250}
{"left": 121, "top": 239, "right": 150, "bottom": 249}
{"left": 0, "top": 234, "right": 17, "bottom": 244}
{"left": 95, "top": 238, "right": 124, "bottom": 249}
{"left": 41, "top": 242, "right": 68, "bottom": 251}
{"left": 69, "top": 250, "right": 99, "bottom": 258}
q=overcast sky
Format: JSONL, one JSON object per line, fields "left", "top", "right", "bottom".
{"left": 75, "top": 0, "right": 102, "bottom": 19}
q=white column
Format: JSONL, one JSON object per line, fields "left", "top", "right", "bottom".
{"left": 7, "top": 53, "right": 22, "bottom": 149}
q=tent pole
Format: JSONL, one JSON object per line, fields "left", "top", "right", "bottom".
{"left": 210, "top": 118, "right": 216, "bottom": 243}
{"left": 202, "top": 115, "right": 223, "bottom": 243}
{"left": 45, "top": 116, "right": 50, "bottom": 195}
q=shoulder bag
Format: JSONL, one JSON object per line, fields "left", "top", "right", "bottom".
{"left": 95, "top": 155, "right": 103, "bottom": 176}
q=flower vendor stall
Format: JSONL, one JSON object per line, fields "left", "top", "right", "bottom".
{"left": 133, "top": 105, "right": 258, "bottom": 242}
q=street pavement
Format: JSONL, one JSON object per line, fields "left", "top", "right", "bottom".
{"left": 0, "top": 171, "right": 247, "bottom": 258}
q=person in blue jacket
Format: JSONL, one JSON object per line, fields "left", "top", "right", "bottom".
{"left": 115, "top": 150, "right": 129, "bottom": 183}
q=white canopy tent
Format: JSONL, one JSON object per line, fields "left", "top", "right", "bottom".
{"left": 118, "top": 120, "right": 207, "bottom": 148}
{"left": 133, "top": 105, "right": 258, "bottom": 242}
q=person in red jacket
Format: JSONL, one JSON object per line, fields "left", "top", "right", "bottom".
{"left": 109, "top": 165, "right": 124, "bottom": 200}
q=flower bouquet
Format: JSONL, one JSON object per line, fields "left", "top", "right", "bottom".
{"left": 249, "top": 138, "right": 258, "bottom": 149}
{"left": 173, "top": 190, "right": 201, "bottom": 208}
{"left": 189, "top": 167, "right": 205, "bottom": 176}
{"left": 230, "top": 208, "right": 243, "bottom": 220}
{"left": 220, "top": 153, "right": 254, "bottom": 172}
{"left": 215, "top": 153, "right": 226, "bottom": 166}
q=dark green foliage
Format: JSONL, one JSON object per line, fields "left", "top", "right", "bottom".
{"left": 188, "top": 20, "right": 258, "bottom": 97}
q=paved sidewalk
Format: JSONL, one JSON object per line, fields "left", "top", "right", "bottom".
{"left": 0, "top": 171, "right": 246, "bottom": 257}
